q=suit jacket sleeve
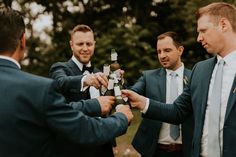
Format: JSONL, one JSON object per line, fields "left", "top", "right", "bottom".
{"left": 68, "top": 99, "right": 102, "bottom": 117}
{"left": 130, "top": 71, "right": 146, "bottom": 95}
{"left": 144, "top": 83, "right": 192, "bottom": 125}
{"left": 49, "top": 62, "right": 83, "bottom": 95}
{"left": 44, "top": 81, "right": 128, "bottom": 145}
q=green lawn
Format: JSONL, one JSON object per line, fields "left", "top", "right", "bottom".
{"left": 114, "top": 109, "right": 142, "bottom": 157}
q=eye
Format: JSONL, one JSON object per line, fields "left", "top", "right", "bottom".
{"left": 164, "top": 48, "right": 172, "bottom": 52}
{"left": 77, "top": 42, "right": 84, "bottom": 46}
{"left": 199, "top": 29, "right": 207, "bottom": 34}
{"left": 86, "top": 42, "right": 93, "bottom": 46}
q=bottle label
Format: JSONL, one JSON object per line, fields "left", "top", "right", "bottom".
{"left": 114, "top": 86, "right": 121, "bottom": 96}
{"left": 114, "top": 76, "right": 119, "bottom": 84}
{"left": 103, "top": 64, "right": 110, "bottom": 76}
{"left": 111, "top": 52, "right": 118, "bottom": 61}
{"left": 114, "top": 70, "right": 121, "bottom": 79}
{"left": 100, "top": 85, "right": 107, "bottom": 95}
{"left": 89, "top": 86, "right": 100, "bottom": 98}
{"left": 107, "top": 79, "right": 114, "bottom": 90}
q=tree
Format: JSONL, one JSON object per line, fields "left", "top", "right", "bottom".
{"left": 10, "top": 0, "right": 234, "bottom": 83}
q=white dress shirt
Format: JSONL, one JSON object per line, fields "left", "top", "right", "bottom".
{"left": 201, "top": 51, "right": 236, "bottom": 157}
{"left": 71, "top": 55, "right": 100, "bottom": 98}
{"left": 158, "top": 64, "right": 184, "bottom": 144}
{"left": 141, "top": 63, "right": 185, "bottom": 144}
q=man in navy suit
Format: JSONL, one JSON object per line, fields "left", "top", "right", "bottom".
{"left": 0, "top": 7, "right": 133, "bottom": 157}
{"left": 49, "top": 24, "right": 117, "bottom": 156}
{"left": 131, "top": 31, "right": 193, "bottom": 157}
{"left": 49, "top": 24, "right": 107, "bottom": 102}
{"left": 123, "top": 2, "right": 236, "bottom": 157}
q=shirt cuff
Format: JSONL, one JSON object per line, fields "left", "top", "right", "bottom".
{"left": 141, "top": 98, "right": 149, "bottom": 114}
{"left": 81, "top": 75, "right": 89, "bottom": 91}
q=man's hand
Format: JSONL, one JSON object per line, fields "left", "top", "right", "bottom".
{"left": 121, "top": 89, "right": 146, "bottom": 110}
{"left": 115, "top": 105, "right": 133, "bottom": 124}
{"left": 97, "top": 96, "right": 114, "bottom": 115}
{"left": 84, "top": 72, "right": 108, "bottom": 89}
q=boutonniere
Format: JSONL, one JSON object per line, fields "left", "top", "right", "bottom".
{"left": 183, "top": 76, "right": 189, "bottom": 86}
{"left": 233, "top": 87, "right": 236, "bottom": 93}
{"left": 233, "top": 74, "right": 236, "bottom": 93}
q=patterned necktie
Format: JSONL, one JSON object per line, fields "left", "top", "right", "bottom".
{"left": 208, "top": 59, "right": 225, "bottom": 157}
{"left": 169, "top": 72, "right": 180, "bottom": 140}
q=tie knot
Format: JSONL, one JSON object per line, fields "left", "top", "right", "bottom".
{"left": 82, "top": 65, "right": 93, "bottom": 73}
{"left": 170, "top": 72, "right": 178, "bottom": 78}
{"left": 218, "top": 59, "right": 225, "bottom": 66}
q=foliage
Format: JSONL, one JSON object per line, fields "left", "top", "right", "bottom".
{"left": 2, "top": 0, "right": 235, "bottom": 83}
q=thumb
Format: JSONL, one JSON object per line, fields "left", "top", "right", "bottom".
{"left": 121, "top": 89, "right": 130, "bottom": 95}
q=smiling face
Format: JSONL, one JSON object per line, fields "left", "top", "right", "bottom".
{"left": 70, "top": 31, "right": 95, "bottom": 64}
{"left": 157, "top": 36, "right": 183, "bottom": 71}
{"left": 197, "top": 15, "right": 223, "bottom": 55}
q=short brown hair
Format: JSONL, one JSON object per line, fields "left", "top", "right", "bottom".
{"left": 0, "top": 7, "right": 25, "bottom": 53}
{"left": 71, "top": 24, "right": 94, "bottom": 38}
{"left": 196, "top": 2, "right": 236, "bottom": 32}
{"left": 157, "top": 31, "right": 183, "bottom": 48}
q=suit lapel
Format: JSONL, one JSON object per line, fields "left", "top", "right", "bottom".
{"left": 225, "top": 75, "right": 236, "bottom": 121}
{"left": 68, "top": 59, "right": 82, "bottom": 75}
{"left": 183, "top": 68, "right": 190, "bottom": 88}
{"left": 157, "top": 68, "right": 166, "bottom": 102}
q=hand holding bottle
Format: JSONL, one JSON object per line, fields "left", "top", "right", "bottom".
{"left": 97, "top": 96, "right": 115, "bottom": 115}
{"left": 83, "top": 72, "right": 108, "bottom": 89}
{"left": 115, "top": 104, "right": 133, "bottom": 124}
{"left": 121, "top": 89, "right": 146, "bottom": 110}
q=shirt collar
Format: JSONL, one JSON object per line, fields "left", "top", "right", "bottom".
{"left": 166, "top": 63, "right": 184, "bottom": 77}
{"left": 0, "top": 55, "right": 21, "bottom": 69}
{"left": 217, "top": 50, "right": 236, "bottom": 66}
{"left": 71, "top": 55, "right": 91, "bottom": 71}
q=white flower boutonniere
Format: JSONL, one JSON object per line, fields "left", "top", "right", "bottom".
{"left": 183, "top": 76, "right": 189, "bottom": 86}
{"left": 233, "top": 74, "right": 236, "bottom": 93}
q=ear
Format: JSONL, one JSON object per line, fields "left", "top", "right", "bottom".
{"left": 219, "top": 17, "right": 230, "bottom": 32}
{"left": 178, "top": 46, "right": 184, "bottom": 56}
{"left": 20, "top": 33, "right": 26, "bottom": 50}
{"left": 69, "top": 40, "right": 73, "bottom": 51}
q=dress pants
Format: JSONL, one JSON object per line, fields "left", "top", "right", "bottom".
{"left": 153, "top": 147, "right": 183, "bottom": 157}
{"left": 55, "top": 138, "right": 114, "bottom": 157}
{"left": 142, "top": 144, "right": 183, "bottom": 157}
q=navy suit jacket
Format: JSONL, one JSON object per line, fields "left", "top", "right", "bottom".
{"left": 0, "top": 58, "right": 128, "bottom": 157}
{"left": 131, "top": 68, "right": 194, "bottom": 157}
{"left": 49, "top": 59, "right": 100, "bottom": 102}
{"left": 144, "top": 57, "right": 236, "bottom": 157}
{"left": 49, "top": 59, "right": 114, "bottom": 157}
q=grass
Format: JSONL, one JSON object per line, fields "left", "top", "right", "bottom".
{"left": 114, "top": 109, "right": 142, "bottom": 157}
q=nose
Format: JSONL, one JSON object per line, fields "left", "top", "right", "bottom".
{"left": 82, "top": 44, "right": 88, "bottom": 51}
{"left": 197, "top": 33, "right": 202, "bottom": 43}
{"left": 158, "top": 51, "right": 166, "bottom": 59}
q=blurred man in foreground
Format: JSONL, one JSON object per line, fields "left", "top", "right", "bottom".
{"left": 0, "top": 6, "right": 133, "bottom": 157}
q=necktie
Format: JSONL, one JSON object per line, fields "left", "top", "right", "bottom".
{"left": 82, "top": 65, "right": 93, "bottom": 73}
{"left": 208, "top": 59, "right": 225, "bottom": 157}
{"left": 169, "top": 72, "right": 180, "bottom": 140}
